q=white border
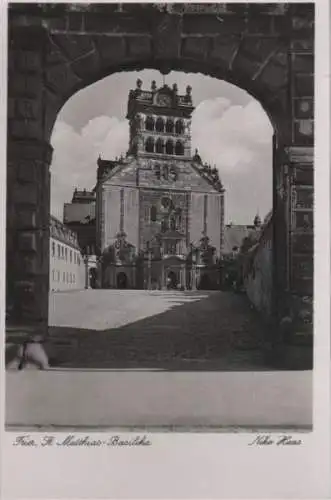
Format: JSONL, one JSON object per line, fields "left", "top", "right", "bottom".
{"left": 1, "top": 0, "right": 330, "bottom": 498}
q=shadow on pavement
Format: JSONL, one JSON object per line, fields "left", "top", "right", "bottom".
{"left": 42, "top": 291, "right": 271, "bottom": 371}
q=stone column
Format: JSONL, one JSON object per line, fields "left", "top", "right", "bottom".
{"left": 7, "top": 25, "right": 56, "bottom": 335}
{"left": 7, "top": 139, "right": 53, "bottom": 331}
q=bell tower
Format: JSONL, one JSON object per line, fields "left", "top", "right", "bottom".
{"left": 126, "top": 78, "right": 195, "bottom": 159}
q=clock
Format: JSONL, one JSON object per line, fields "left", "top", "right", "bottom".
{"left": 157, "top": 94, "right": 172, "bottom": 107}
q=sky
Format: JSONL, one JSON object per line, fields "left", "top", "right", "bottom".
{"left": 50, "top": 69, "right": 273, "bottom": 225}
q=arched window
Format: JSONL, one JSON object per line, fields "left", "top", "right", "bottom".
{"left": 175, "top": 120, "right": 184, "bottom": 135}
{"left": 52, "top": 242, "right": 55, "bottom": 257}
{"left": 155, "top": 117, "right": 164, "bottom": 132}
{"left": 175, "top": 141, "right": 184, "bottom": 156}
{"left": 155, "top": 138, "right": 164, "bottom": 154}
{"left": 145, "top": 116, "right": 155, "bottom": 131}
{"left": 166, "top": 119, "right": 174, "bottom": 133}
{"left": 150, "top": 206, "right": 157, "bottom": 222}
{"left": 145, "top": 137, "right": 154, "bottom": 153}
{"left": 165, "top": 139, "right": 174, "bottom": 155}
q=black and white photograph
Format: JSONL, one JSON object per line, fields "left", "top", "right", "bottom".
{"left": 1, "top": 1, "right": 330, "bottom": 498}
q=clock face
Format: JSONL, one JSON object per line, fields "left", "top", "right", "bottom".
{"left": 157, "top": 94, "right": 172, "bottom": 107}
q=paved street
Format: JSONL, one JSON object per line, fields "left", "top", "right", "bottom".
{"left": 6, "top": 290, "right": 312, "bottom": 431}
{"left": 46, "top": 289, "right": 269, "bottom": 370}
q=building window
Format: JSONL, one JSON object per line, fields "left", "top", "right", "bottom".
{"left": 70, "top": 250, "right": 72, "bottom": 263}
{"left": 175, "top": 141, "right": 184, "bottom": 156}
{"left": 61, "top": 246, "right": 64, "bottom": 259}
{"left": 65, "top": 248, "right": 68, "bottom": 261}
{"left": 66, "top": 272, "right": 69, "bottom": 283}
{"left": 63, "top": 272, "right": 65, "bottom": 283}
{"left": 150, "top": 206, "right": 157, "bottom": 222}
{"left": 166, "top": 118, "right": 174, "bottom": 133}
{"left": 175, "top": 120, "right": 184, "bottom": 135}
{"left": 77, "top": 255, "right": 80, "bottom": 266}
{"left": 73, "top": 274, "right": 75, "bottom": 284}
{"left": 52, "top": 270, "right": 55, "bottom": 281}
{"left": 52, "top": 242, "right": 55, "bottom": 257}
{"left": 57, "top": 271, "right": 60, "bottom": 281}
{"left": 155, "top": 117, "right": 164, "bottom": 132}
{"left": 165, "top": 139, "right": 174, "bottom": 155}
{"left": 155, "top": 138, "right": 163, "bottom": 154}
{"left": 57, "top": 244, "right": 60, "bottom": 258}
{"left": 165, "top": 241, "right": 177, "bottom": 255}
{"left": 145, "top": 137, "right": 154, "bottom": 153}
{"left": 145, "top": 116, "right": 154, "bottom": 131}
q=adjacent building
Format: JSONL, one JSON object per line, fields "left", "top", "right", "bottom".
{"left": 49, "top": 215, "right": 85, "bottom": 292}
{"left": 63, "top": 188, "right": 96, "bottom": 255}
{"left": 95, "top": 80, "right": 225, "bottom": 290}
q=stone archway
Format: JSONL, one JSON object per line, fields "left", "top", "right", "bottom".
{"left": 7, "top": 4, "right": 314, "bottom": 347}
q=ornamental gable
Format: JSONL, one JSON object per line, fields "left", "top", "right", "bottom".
{"left": 100, "top": 157, "right": 223, "bottom": 194}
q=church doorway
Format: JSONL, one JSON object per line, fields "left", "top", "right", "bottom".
{"left": 166, "top": 271, "right": 178, "bottom": 290}
{"left": 116, "top": 272, "right": 128, "bottom": 289}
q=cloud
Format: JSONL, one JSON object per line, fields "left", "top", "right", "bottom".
{"left": 191, "top": 97, "right": 272, "bottom": 171}
{"left": 191, "top": 97, "right": 273, "bottom": 223}
{"left": 50, "top": 90, "right": 273, "bottom": 224}
{"left": 50, "top": 116, "right": 129, "bottom": 219}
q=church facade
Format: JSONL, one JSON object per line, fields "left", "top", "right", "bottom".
{"left": 95, "top": 80, "right": 225, "bottom": 290}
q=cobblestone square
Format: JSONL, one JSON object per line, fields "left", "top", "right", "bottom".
{"left": 48, "top": 289, "right": 268, "bottom": 370}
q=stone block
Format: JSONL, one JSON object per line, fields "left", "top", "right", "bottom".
{"left": 294, "top": 187, "right": 314, "bottom": 208}
{"left": 15, "top": 50, "right": 42, "bottom": 72}
{"left": 70, "top": 51, "right": 100, "bottom": 80}
{"left": 19, "top": 255, "right": 38, "bottom": 274}
{"left": 46, "top": 64, "right": 81, "bottom": 95}
{"left": 293, "top": 74, "right": 314, "bottom": 97}
{"left": 292, "top": 233, "right": 313, "bottom": 254}
{"left": 16, "top": 210, "right": 37, "bottom": 229}
{"left": 10, "top": 119, "right": 43, "bottom": 140}
{"left": 182, "top": 37, "right": 209, "bottom": 58}
{"left": 242, "top": 37, "right": 280, "bottom": 62}
{"left": 7, "top": 98, "right": 15, "bottom": 119}
{"left": 18, "top": 232, "right": 37, "bottom": 251}
{"left": 293, "top": 166, "right": 313, "bottom": 186}
{"left": 292, "top": 53, "right": 313, "bottom": 74}
{"left": 294, "top": 98, "right": 314, "bottom": 119}
{"left": 95, "top": 36, "right": 126, "bottom": 63}
{"left": 247, "top": 15, "right": 275, "bottom": 34}
{"left": 128, "top": 37, "right": 151, "bottom": 58}
{"left": 183, "top": 15, "right": 245, "bottom": 36}
{"left": 13, "top": 184, "right": 38, "bottom": 205}
{"left": 85, "top": 14, "right": 148, "bottom": 34}
{"left": 11, "top": 74, "right": 42, "bottom": 97}
{"left": 16, "top": 98, "right": 42, "bottom": 120}
{"left": 291, "top": 277, "right": 313, "bottom": 296}
{"left": 232, "top": 52, "right": 260, "bottom": 79}
{"left": 294, "top": 211, "right": 313, "bottom": 231}
{"left": 52, "top": 34, "right": 94, "bottom": 61}
{"left": 259, "top": 63, "right": 288, "bottom": 89}
{"left": 291, "top": 39, "right": 314, "bottom": 53}
{"left": 294, "top": 120, "right": 314, "bottom": 145}
{"left": 210, "top": 36, "right": 240, "bottom": 66}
